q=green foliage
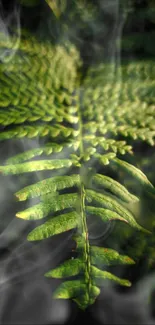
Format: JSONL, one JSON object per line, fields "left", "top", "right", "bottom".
{"left": 0, "top": 12, "right": 155, "bottom": 310}
{"left": 27, "top": 211, "right": 78, "bottom": 239}
{"left": 92, "top": 174, "right": 139, "bottom": 203}
{"left": 15, "top": 175, "right": 80, "bottom": 200}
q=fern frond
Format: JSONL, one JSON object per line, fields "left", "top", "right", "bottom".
{"left": 0, "top": 32, "right": 81, "bottom": 134}
{"left": 0, "top": 159, "right": 72, "bottom": 175}
{"left": 6, "top": 143, "right": 69, "bottom": 164}
{"left": 0, "top": 125, "right": 79, "bottom": 140}
{"left": 0, "top": 29, "right": 155, "bottom": 310}
{"left": 82, "top": 61, "right": 155, "bottom": 145}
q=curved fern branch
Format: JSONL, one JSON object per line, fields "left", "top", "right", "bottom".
{"left": 0, "top": 28, "right": 155, "bottom": 310}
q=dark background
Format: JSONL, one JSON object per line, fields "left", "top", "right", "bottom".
{"left": 0, "top": 0, "right": 155, "bottom": 324}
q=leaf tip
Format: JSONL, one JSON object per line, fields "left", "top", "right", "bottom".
{"left": 27, "top": 232, "right": 35, "bottom": 241}
{"left": 124, "top": 256, "right": 135, "bottom": 265}
{"left": 16, "top": 212, "right": 23, "bottom": 219}
{"left": 15, "top": 192, "right": 26, "bottom": 201}
{"left": 44, "top": 271, "right": 53, "bottom": 278}
{"left": 123, "top": 280, "right": 132, "bottom": 287}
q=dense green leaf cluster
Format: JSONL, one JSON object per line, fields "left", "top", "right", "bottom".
{"left": 0, "top": 9, "right": 155, "bottom": 309}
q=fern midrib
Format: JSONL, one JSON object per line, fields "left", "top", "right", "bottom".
{"left": 78, "top": 103, "right": 91, "bottom": 300}
{"left": 80, "top": 183, "right": 91, "bottom": 296}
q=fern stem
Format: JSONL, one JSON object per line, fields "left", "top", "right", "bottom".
{"left": 80, "top": 183, "right": 91, "bottom": 293}
{"left": 77, "top": 100, "right": 91, "bottom": 302}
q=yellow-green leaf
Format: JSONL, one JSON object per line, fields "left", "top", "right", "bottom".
{"left": 91, "top": 246, "right": 135, "bottom": 266}
{"left": 16, "top": 193, "right": 78, "bottom": 220}
{"left": 73, "top": 285, "right": 100, "bottom": 310}
{"left": 95, "top": 152, "right": 116, "bottom": 165}
{"left": 15, "top": 175, "right": 80, "bottom": 201}
{"left": 86, "top": 206, "right": 142, "bottom": 230}
{"left": 45, "top": 258, "right": 83, "bottom": 278}
{"left": 27, "top": 211, "right": 78, "bottom": 241}
{"left": 0, "top": 160, "right": 72, "bottom": 175}
{"left": 53, "top": 280, "right": 85, "bottom": 299}
{"left": 6, "top": 143, "right": 64, "bottom": 164}
{"left": 93, "top": 174, "right": 139, "bottom": 203}
{"left": 91, "top": 266, "right": 131, "bottom": 287}
{"left": 113, "top": 158, "right": 155, "bottom": 194}
{"left": 86, "top": 189, "right": 148, "bottom": 232}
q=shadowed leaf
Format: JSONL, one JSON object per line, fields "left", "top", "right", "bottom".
{"left": 113, "top": 158, "right": 155, "bottom": 195}
{"left": 92, "top": 174, "right": 139, "bottom": 203}
{"left": 86, "top": 206, "right": 143, "bottom": 230}
{"left": 53, "top": 280, "right": 86, "bottom": 299}
{"left": 45, "top": 258, "right": 83, "bottom": 278}
{"left": 86, "top": 189, "right": 149, "bottom": 233}
{"left": 91, "top": 266, "right": 131, "bottom": 287}
{"left": 91, "top": 246, "right": 135, "bottom": 266}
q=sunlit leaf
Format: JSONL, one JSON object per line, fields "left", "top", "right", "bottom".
{"left": 15, "top": 175, "right": 80, "bottom": 201}
{"left": 27, "top": 211, "right": 78, "bottom": 240}
{"left": 0, "top": 160, "right": 72, "bottom": 175}
{"left": 16, "top": 193, "right": 78, "bottom": 220}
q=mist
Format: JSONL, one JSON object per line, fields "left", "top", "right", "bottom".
{"left": 0, "top": 0, "right": 155, "bottom": 324}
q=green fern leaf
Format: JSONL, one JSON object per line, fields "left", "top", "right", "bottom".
{"left": 15, "top": 175, "right": 80, "bottom": 201}
{"left": 91, "top": 266, "right": 131, "bottom": 287}
{"left": 6, "top": 143, "right": 66, "bottom": 164}
{"left": 6, "top": 141, "right": 80, "bottom": 164}
{"left": 0, "top": 160, "right": 72, "bottom": 175}
{"left": 95, "top": 152, "right": 116, "bottom": 165}
{"left": 86, "top": 189, "right": 148, "bottom": 233}
{"left": 53, "top": 280, "right": 100, "bottom": 310}
{"left": 0, "top": 26, "right": 154, "bottom": 310}
{"left": 27, "top": 211, "right": 78, "bottom": 240}
{"left": 53, "top": 280, "right": 86, "bottom": 299}
{"left": 91, "top": 246, "right": 135, "bottom": 266}
{"left": 0, "top": 125, "right": 79, "bottom": 140}
{"left": 73, "top": 285, "right": 101, "bottom": 310}
{"left": 54, "top": 280, "right": 86, "bottom": 299}
{"left": 45, "top": 258, "right": 83, "bottom": 278}
{"left": 92, "top": 174, "right": 139, "bottom": 203}
{"left": 85, "top": 136, "right": 132, "bottom": 155}
{"left": 113, "top": 158, "right": 155, "bottom": 192}
{"left": 86, "top": 206, "right": 141, "bottom": 229}
{"left": 16, "top": 194, "right": 78, "bottom": 220}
